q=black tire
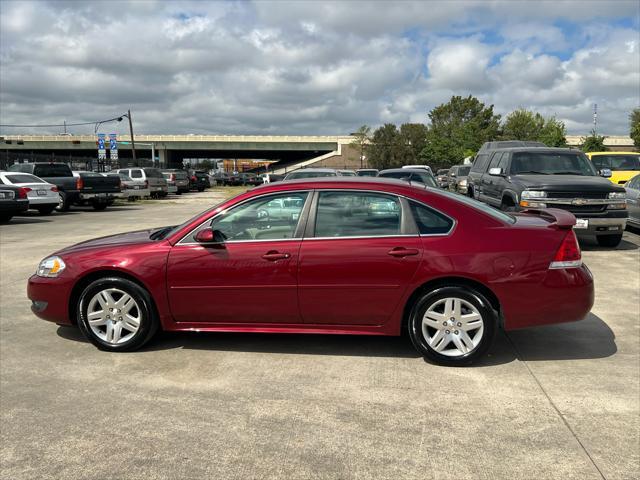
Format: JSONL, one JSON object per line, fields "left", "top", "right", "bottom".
{"left": 596, "top": 234, "right": 623, "bottom": 248}
{"left": 197, "top": 187, "right": 205, "bottom": 192}
{"left": 37, "top": 205, "right": 56, "bottom": 215}
{"left": 77, "top": 277, "right": 159, "bottom": 352}
{"left": 501, "top": 202, "right": 517, "bottom": 212}
{"left": 0, "top": 214, "right": 12, "bottom": 222}
{"left": 407, "top": 286, "right": 497, "bottom": 366}
{"left": 56, "top": 191, "right": 70, "bottom": 212}
{"left": 92, "top": 202, "right": 108, "bottom": 211}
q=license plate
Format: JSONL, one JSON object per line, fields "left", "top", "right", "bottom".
{"left": 133, "top": 186, "right": 140, "bottom": 190}
{"left": 37, "top": 190, "right": 47, "bottom": 196}
{"left": 575, "top": 219, "right": 589, "bottom": 229}
{"left": 98, "top": 193, "right": 107, "bottom": 198}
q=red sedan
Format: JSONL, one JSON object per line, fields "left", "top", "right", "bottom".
{"left": 28, "top": 178, "right": 593, "bottom": 366}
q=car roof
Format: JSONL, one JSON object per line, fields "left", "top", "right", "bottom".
{"left": 287, "top": 168, "right": 338, "bottom": 173}
{"left": 379, "top": 168, "right": 431, "bottom": 174}
{"left": 587, "top": 151, "right": 639, "bottom": 156}
{"left": 485, "top": 147, "right": 582, "bottom": 154}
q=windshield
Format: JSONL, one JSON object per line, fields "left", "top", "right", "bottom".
{"left": 510, "top": 152, "right": 596, "bottom": 176}
{"left": 34, "top": 164, "right": 72, "bottom": 177}
{"left": 458, "top": 166, "right": 471, "bottom": 176}
{"left": 591, "top": 154, "right": 640, "bottom": 171}
{"left": 286, "top": 171, "right": 337, "bottom": 179}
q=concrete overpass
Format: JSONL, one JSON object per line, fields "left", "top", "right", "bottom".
{"left": 0, "top": 134, "right": 361, "bottom": 172}
{"left": 0, "top": 133, "right": 634, "bottom": 172}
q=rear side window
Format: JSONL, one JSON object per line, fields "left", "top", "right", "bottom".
{"left": 315, "top": 191, "right": 401, "bottom": 237}
{"left": 130, "top": 169, "right": 143, "bottom": 178}
{"left": 33, "top": 164, "right": 72, "bottom": 177}
{"left": 4, "top": 174, "right": 45, "bottom": 184}
{"left": 409, "top": 201, "right": 454, "bottom": 234}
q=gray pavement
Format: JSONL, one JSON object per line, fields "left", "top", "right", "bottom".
{"left": 1, "top": 190, "right": 638, "bottom": 480}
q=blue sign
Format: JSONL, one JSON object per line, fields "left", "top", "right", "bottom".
{"left": 97, "top": 133, "right": 106, "bottom": 160}
{"left": 109, "top": 134, "right": 118, "bottom": 160}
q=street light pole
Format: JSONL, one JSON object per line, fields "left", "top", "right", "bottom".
{"left": 127, "top": 109, "right": 136, "bottom": 164}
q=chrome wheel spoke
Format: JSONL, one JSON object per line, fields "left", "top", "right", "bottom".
{"left": 87, "top": 310, "right": 107, "bottom": 326}
{"left": 459, "top": 331, "right": 475, "bottom": 351}
{"left": 423, "top": 310, "right": 445, "bottom": 328}
{"left": 430, "top": 330, "right": 448, "bottom": 352}
{"left": 122, "top": 314, "right": 140, "bottom": 332}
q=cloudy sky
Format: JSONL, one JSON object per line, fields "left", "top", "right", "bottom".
{"left": 1, "top": 0, "right": 638, "bottom": 136}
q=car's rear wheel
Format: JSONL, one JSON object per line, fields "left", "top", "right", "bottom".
{"left": 596, "top": 234, "right": 623, "bottom": 248}
{"left": 56, "top": 192, "right": 70, "bottom": 212}
{"left": 408, "top": 286, "right": 496, "bottom": 366}
{"left": 0, "top": 214, "right": 12, "bottom": 222}
{"left": 77, "top": 277, "right": 159, "bottom": 352}
{"left": 92, "top": 202, "right": 108, "bottom": 211}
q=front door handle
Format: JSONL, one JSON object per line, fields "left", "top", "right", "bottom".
{"left": 388, "top": 247, "right": 419, "bottom": 258}
{"left": 262, "top": 251, "right": 291, "bottom": 261}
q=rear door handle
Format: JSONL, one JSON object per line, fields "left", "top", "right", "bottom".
{"left": 262, "top": 251, "right": 291, "bottom": 261}
{"left": 388, "top": 247, "right": 419, "bottom": 257}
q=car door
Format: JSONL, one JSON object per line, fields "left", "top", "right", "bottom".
{"left": 481, "top": 152, "right": 503, "bottom": 205}
{"left": 627, "top": 176, "right": 640, "bottom": 223}
{"left": 297, "top": 190, "right": 422, "bottom": 326}
{"left": 166, "top": 191, "right": 310, "bottom": 324}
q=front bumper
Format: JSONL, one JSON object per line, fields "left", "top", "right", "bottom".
{"left": 27, "top": 274, "right": 74, "bottom": 325}
{"left": 573, "top": 217, "right": 627, "bottom": 236}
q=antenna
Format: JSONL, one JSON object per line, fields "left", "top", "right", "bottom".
{"left": 593, "top": 103, "right": 598, "bottom": 134}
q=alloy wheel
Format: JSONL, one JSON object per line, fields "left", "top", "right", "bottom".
{"left": 86, "top": 288, "right": 141, "bottom": 345}
{"left": 422, "top": 297, "right": 484, "bottom": 357}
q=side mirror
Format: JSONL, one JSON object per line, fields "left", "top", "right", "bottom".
{"left": 599, "top": 168, "right": 612, "bottom": 178}
{"left": 195, "top": 229, "right": 226, "bottom": 246}
{"left": 450, "top": 173, "right": 456, "bottom": 178}
{"left": 488, "top": 167, "right": 503, "bottom": 176}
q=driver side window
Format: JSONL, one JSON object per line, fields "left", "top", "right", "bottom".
{"left": 210, "top": 192, "right": 309, "bottom": 241}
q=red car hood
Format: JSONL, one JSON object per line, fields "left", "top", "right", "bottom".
{"left": 55, "top": 228, "right": 161, "bottom": 255}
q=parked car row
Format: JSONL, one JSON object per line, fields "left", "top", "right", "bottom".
{"left": 1, "top": 163, "right": 214, "bottom": 223}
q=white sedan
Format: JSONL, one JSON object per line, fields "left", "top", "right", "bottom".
{"left": 0, "top": 172, "right": 59, "bottom": 215}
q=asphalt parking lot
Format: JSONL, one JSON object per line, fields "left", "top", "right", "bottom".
{"left": 1, "top": 190, "right": 638, "bottom": 480}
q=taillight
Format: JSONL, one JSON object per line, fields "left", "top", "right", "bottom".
{"left": 76, "top": 176, "right": 84, "bottom": 190}
{"left": 191, "top": 175, "right": 197, "bottom": 181}
{"left": 549, "top": 230, "right": 582, "bottom": 269}
{"left": 170, "top": 173, "right": 176, "bottom": 182}
{"left": 18, "top": 187, "right": 31, "bottom": 199}
{"left": 50, "top": 186, "right": 58, "bottom": 192}
{"left": 145, "top": 180, "right": 149, "bottom": 188}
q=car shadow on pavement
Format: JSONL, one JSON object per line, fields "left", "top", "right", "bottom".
{"left": 56, "top": 312, "right": 615, "bottom": 364}
{"left": 3, "top": 216, "right": 52, "bottom": 224}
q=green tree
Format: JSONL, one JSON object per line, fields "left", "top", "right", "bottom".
{"left": 539, "top": 117, "right": 567, "bottom": 147}
{"left": 199, "top": 159, "right": 213, "bottom": 171}
{"left": 350, "top": 125, "right": 371, "bottom": 168}
{"left": 367, "top": 123, "right": 401, "bottom": 169}
{"left": 420, "top": 95, "right": 501, "bottom": 169}
{"left": 501, "top": 108, "right": 567, "bottom": 147}
{"left": 581, "top": 130, "right": 607, "bottom": 152}
{"left": 630, "top": 108, "right": 640, "bottom": 148}
{"left": 398, "top": 123, "right": 428, "bottom": 164}
{"left": 501, "top": 108, "right": 545, "bottom": 141}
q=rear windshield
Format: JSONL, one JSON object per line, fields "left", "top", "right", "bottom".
{"left": 435, "top": 189, "right": 516, "bottom": 224}
{"left": 4, "top": 173, "right": 46, "bottom": 184}
{"left": 591, "top": 154, "right": 640, "bottom": 171}
{"left": 510, "top": 152, "right": 596, "bottom": 176}
{"left": 33, "top": 164, "right": 72, "bottom": 177}
{"left": 144, "top": 168, "right": 164, "bottom": 178}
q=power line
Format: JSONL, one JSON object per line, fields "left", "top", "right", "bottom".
{"left": 0, "top": 114, "right": 128, "bottom": 128}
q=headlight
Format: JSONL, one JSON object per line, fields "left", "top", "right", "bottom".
{"left": 37, "top": 256, "right": 66, "bottom": 278}
{"left": 521, "top": 190, "right": 547, "bottom": 199}
{"left": 608, "top": 192, "right": 626, "bottom": 199}
{"left": 458, "top": 179, "right": 468, "bottom": 186}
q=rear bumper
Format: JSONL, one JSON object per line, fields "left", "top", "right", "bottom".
{"left": 574, "top": 217, "right": 627, "bottom": 236}
{"left": 27, "top": 274, "right": 74, "bottom": 325}
{"left": 0, "top": 199, "right": 29, "bottom": 214}
{"left": 79, "top": 192, "right": 119, "bottom": 201}
{"left": 499, "top": 264, "right": 594, "bottom": 330}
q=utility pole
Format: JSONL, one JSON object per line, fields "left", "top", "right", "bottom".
{"left": 593, "top": 103, "right": 598, "bottom": 135}
{"left": 127, "top": 109, "right": 137, "bottom": 164}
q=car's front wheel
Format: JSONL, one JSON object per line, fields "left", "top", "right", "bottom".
{"left": 77, "top": 277, "right": 159, "bottom": 352}
{"left": 408, "top": 286, "right": 496, "bottom": 366}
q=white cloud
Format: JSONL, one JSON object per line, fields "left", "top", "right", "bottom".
{"left": 0, "top": 0, "right": 638, "bottom": 136}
